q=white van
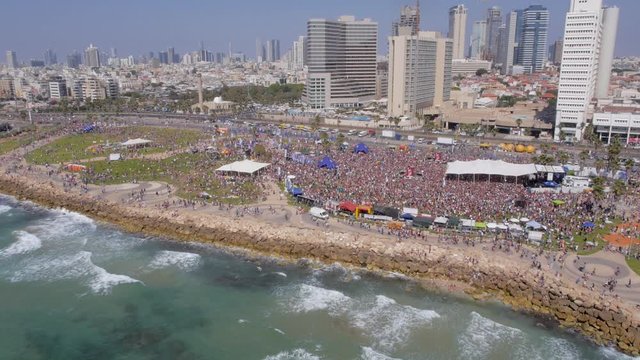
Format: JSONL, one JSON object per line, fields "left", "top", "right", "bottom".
{"left": 309, "top": 207, "right": 329, "bottom": 220}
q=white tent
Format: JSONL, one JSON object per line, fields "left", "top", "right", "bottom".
{"left": 121, "top": 138, "right": 152, "bottom": 147}
{"left": 434, "top": 216, "right": 448, "bottom": 225}
{"left": 486, "top": 222, "right": 498, "bottom": 229}
{"left": 216, "top": 159, "right": 271, "bottom": 175}
{"left": 446, "top": 160, "right": 537, "bottom": 177}
{"left": 528, "top": 231, "right": 544, "bottom": 243}
{"left": 109, "top": 153, "right": 121, "bottom": 161}
{"left": 461, "top": 219, "right": 476, "bottom": 228}
{"left": 402, "top": 207, "right": 418, "bottom": 217}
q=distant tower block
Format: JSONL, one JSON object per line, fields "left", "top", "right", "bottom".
{"left": 198, "top": 74, "right": 204, "bottom": 110}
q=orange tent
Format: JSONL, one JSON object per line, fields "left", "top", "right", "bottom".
{"left": 65, "top": 164, "right": 87, "bottom": 172}
{"left": 603, "top": 233, "right": 640, "bottom": 247}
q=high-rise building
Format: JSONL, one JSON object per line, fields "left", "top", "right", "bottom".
{"left": 303, "top": 15, "right": 378, "bottom": 109}
{"left": 168, "top": 47, "right": 175, "bottom": 64}
{"left": 0, "top": 77, "right": 15, "bottom": 99}
{"left": 84, "top": 44, "right": 101, "bottom": 68}
{"left": 29, "top": 59, "right": 45, "bottom": 67}
{"left": 375, "top": 61, "right": 388, "bottom": 100}
{"left": 497, "top": 11, "right": 518, "bottom": 75}
{"left": 549, "top": 39, "right": 563, "bottom": 65}
{"left": 292, "top": 36, "right": 305, "bottom": 70}
{"left": 469, "top": 21, "right": 487, "bottom": 59}
{"left": 67, "top": 51, "right": 82, "bottom": 68}
{"left": 554, "top": 0, "right": 619, "bottom": 141}
{"left": 44, "top": 49, "right": 57, "bottom": 66}
{"left": 5, "top": 50, "right": 18, "bottom": 69}
{"left": 518, "top": 5, "right": 549, "bottom": 73}
{"left": 158, "top": 51, "right": 169, "bottom": 64}
{"left": 256, "top": 38, "right": 263, "bottom": 62}
{"left": 48, "top": 76, "right": 67, "bottom": 99}
{"left": 485, "top": 7, "right": 502, "bottom": 61}
{"left": 392, "top": 1, "right": 420, "bottom": 36}
{"left": 265, "top": 39, "right": 280, "bottom": 62}
{"left": 448, "top": 5, "right": 467, "bottom": 59}
{"left": 595, "top": 6, "right": 619, "bottom": 99}
{"left": 110, "top": 48, "right": 118, "bottom": 58}
{"left": 388, "top": 30, "right": 452, "bottom": 118}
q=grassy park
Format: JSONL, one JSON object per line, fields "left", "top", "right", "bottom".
{"left": 84, "top": 152, "right": 261, "bottom": 204}
{"left": 25, "top": 126, "right": 208, "bottom": 165}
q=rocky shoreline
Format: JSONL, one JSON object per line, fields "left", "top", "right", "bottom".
{"left": 0, "top": 173, "right": 638, "bottom": 355}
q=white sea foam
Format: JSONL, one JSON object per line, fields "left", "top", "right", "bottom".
{"left": 0, "top": 231, "right": 42, "bottom": 257}
{"left": 350, "top": 295, "right": 440, "bottom": 352}
{"left": 31, "top": 209, "right": 96, "bottom": 243}
{"left": 284, "top": 284, "right": 352, "bottom": 314}
{"left": 273, "top": 328, "right": 285, "bottom": 335}
{"left": 273, "top": 272, "right": 287, "bottom": 278}
{"left": 88, "top": 263, "right": 142, "bottom": 295}
{"left": 263, "top": 349, "right": 320, "bottom": 360}
{"left": 360, "top": 346, "right": 402, "bottom": 360}
{"left": 0, "top": 205, "right": 11, "bottom": 214}
{"left": 458, "top": 312, "right": 523, "bottom": 359}
{"left": 149, "top": 250, "right": 201, "bottom": 271}
{"left": 10, "top": 251, "right": 140, "bottom": 294}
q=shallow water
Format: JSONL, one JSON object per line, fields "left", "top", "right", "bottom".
{"left": 0, "top": 195, "right": 635, "bottom": 360}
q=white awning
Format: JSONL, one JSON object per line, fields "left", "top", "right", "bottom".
{"left": 121, "top": 138, "right": 152, "bottom": 147}
{"left": 434, "top": 216, "right": 448, "bottom": 224}
{"left": 216, "top": 159, "right": 271, "bottom": 175}
{"left": 446, "top": 160, "right": 537, "bottom": 177}
{"left": 535, "top": 165, "right": 565, "bottom": 174}
{"left": 461, "top": 219, "right": 475, "bottom": 228}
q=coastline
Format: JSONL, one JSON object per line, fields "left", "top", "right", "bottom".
{"left": 0, "top": 173, "right": 638, "bottom": 355}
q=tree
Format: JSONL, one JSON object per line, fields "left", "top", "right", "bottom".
{"left": 312, "top": 115, "right": 322, "bottom": 130}
{"left": 579, "top": 150, "right": 589, "bottom": 169}
{"left": 392, "top": 117, "right": 401, "bottom": 128}
{"left": 336, "top": 133, "right": 345, "bottom": 149}
{"left": 595, "top": 159, "right": 606, "bottom": 174}
{"left": 612, "top": 179, "right": 627, "bottom": 198}
{"left": 556, "top": 151, "right": 570, "bottom": 165}
{"left": 592, "top": 177, "right": 606, "bottom": 200}
{"left": 476, "top": 68, "right": 489, "bottom": 77}
{"left": 607, "top": 137, "right": 622, "bottom": 172}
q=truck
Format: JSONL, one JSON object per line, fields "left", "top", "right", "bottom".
{"left": 436, "top": 137, "right": 455, "bottom": 146}
{"left": 381, "top": 130, "right": 396, "bottom": 138}
{"left": 309, "top": 207, "right": 329, "bottom": 220}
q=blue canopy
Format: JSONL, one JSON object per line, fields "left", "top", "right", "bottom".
{"left": 83, "top": 125, "right": 95, "bottom": 133}
{"left": 543, "top": 181, "right": 558, "bottom": 188}
{"left": 353, "top": 143, "right": 369, "bottom": 154}
{"left": 290, "top": 187, "right": 303, "bottom": 196}
{"left": 318, "top": 156, "right": 337, "bottom": 170}
{"left": 526, "top": 220, "right": 543, "bottom": 230}
{"left": 582, "top": 221, "right": 595, "bottom": 228}
{"left": 400, "top": 213, "right": 415, "bottom": 220}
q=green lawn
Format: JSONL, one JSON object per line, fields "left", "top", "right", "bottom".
{"left": 626, "top": 256, "right": 640, "bottom": 276}
{"left": 84, "top": 153, "right": 261, "bottom": 204}
{"left": 25, "top": 126, "right": 208, "bottom": 165}
{"left": 574, "top": 222, "right": 619, "bottom": 255}
{"left": 0, "top": 138, "right": 28, "bottom": 155}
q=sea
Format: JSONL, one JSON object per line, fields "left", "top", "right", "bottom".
{"left": 0, "top": 194, "right": 636, "bottom": 360}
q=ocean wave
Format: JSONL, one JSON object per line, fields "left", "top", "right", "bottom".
{"left": 0, "top": 231, "right": 42, "bottom": 257}
{"left": 263, "top": 349, "right": 320, "bottom": 360}
{"left": 283, "top": 284, "right": 352, "bottom": 315}
{"left": 9, "top": 251, "right": 140, "bottom": 294}
{"left": 350, "top": 295, "right": 440, "bottom": 352}
{"left": 30, "top": 209, "right": 97, "bottom": 242}
{"left": 458, "top": 312, "right": 523, "bottom": 359}
{"left": 89, "top": 263, "right": 142, "bottom": 295}
{"left": 0, "top": 204, "right": 11, "bottom": 214}
{"left": 149, "top": 250, "right": 201, "bottom": 271}
{"left": 311, "top": 262, "right": 362, "bottom": 283}
{"left": 360, "top": 346, "right": 402, "bottom": 360}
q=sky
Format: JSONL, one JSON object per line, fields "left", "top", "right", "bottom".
{"left": 1, "top": 0, "right": 638, "bottom": 62}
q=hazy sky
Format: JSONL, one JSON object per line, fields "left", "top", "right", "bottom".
{"left": 2, "top": 0, "right": 637, "bottom": 62}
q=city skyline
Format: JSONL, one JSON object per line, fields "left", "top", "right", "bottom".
{"left": 1, "top": 0, "right": 637, "bottom": 63}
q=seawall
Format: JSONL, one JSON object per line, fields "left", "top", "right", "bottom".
{"left": 0, "top": 173, "right": 638, "bottom": 355}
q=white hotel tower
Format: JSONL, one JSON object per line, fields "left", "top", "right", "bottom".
{"left": 554, "top": 0, "right": 619, "bottom": 141}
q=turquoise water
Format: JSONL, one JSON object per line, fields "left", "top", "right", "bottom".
{"left": 0, "top": 195, "right": 635, "bottom": 360}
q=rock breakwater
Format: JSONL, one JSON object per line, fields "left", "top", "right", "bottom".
{"left": 0, "top": 173, "right": 637, "bottom": 355}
